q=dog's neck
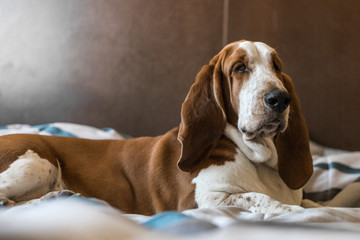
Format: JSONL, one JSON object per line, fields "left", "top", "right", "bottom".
{"left": 223, "top": 123, "right": 278, "bottom": 168}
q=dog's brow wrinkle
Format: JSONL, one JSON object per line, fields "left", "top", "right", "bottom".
{"left": 238, "top": 41, "right": 258, "bottom": 60}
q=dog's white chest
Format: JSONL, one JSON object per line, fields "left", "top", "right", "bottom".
{"left": 192, "top": 151, "right": 302, "bottom": 207}
{"left": 192, "top": 124, "right": 302, "bottom": 211}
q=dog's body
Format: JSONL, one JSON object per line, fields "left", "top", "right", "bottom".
{"left": 0, "top": 130, "right": 195, "bottom": 215}
{"left": 0, "top": 40, "right": 313, "bottom": 215}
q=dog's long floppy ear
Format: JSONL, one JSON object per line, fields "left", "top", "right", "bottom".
{"left": 177, "top": 54, "right": 227, "bottom": 172}
{"left": 276, "top": 73, "right": 313, "bottom": 190}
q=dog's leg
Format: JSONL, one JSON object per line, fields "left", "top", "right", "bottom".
{"left": 0, "top": 150, "right": 63, "bottom": 206}
{"left": 323, "top": 182, "right": 360, "bottom": 207}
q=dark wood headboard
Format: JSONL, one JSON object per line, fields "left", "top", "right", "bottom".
{"left": 0, "top": 0, "right": 359, "bottom": 151}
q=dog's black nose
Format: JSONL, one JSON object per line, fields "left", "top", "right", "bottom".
{"left": 264, "top": 89, "right": 291, "bottom": 113}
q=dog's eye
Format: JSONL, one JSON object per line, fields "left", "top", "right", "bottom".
{"left": 234, "top": 64, "right": 249, "bottom": 73}
{"left": 273, "top": 61, "right": 281, "bottom": 73}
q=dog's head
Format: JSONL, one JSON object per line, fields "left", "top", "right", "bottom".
{"left": 177, "top": 40, "right": 313, "bottom": 190}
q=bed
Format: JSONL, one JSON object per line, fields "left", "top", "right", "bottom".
{"left": 0, "top": 123, "right": 359, "bottom": 239}
{"left": 1, "top": 1, "right": 360, "bottom": 239}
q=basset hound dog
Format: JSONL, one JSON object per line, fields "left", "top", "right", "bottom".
{"left": 0, "top": 40, "right": 314, "bottom": 215}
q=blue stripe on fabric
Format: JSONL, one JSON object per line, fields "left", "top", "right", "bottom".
{"left": 0, "top": 126, "right": 8, "bottom": 129}
{"left": 142, "top": 212, "right": 193, "bottom": 229}
{"left": 314, "top": 162, "right": 360, "bottom": 174}
{"left": 102, "top": 128, "right": 115, "bottom": 132}
{"left": 142, "top": 211, "right": 217, "bottom": 235}
{"left": 32, "top": 124, "right": 78, "bottom": 138}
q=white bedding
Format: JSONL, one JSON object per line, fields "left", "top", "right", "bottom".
{"left": 0, "top": 123, "right": 359, "bottom": 239}
{"left": 1, "top": 198, "right": 360, "bottom": 240}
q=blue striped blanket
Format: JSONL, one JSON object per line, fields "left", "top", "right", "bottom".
{"left": 304, "top": 144, "right": 360, "bottom": 206}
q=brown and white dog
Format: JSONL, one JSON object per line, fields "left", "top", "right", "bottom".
{"left": 0, "top": 40, "right": 313, "bottom": 215}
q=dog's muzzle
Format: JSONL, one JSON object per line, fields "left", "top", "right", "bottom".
{"left": 264, "top": 89, "right": 291, "bottom": 113}
{"left": 240, "top": 89, "right": 291, "bottom": 140}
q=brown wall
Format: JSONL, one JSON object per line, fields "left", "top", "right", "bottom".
{"left": 0, "top": 0, "right": 359, "bottom": 150}
{"left": 0, "top": 0, "right": 223, "bottom": 136}
{"left": 227, "top": 0, "right": 360, "bottom": 150}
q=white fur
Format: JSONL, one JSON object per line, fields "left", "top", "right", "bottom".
{"left": 192, "top": 124, "right": 303, "bottom": 213}
{"left": 0, "top": 150, "right": 64, "bottom": 202}
{"left": 224, "top": 124, "right": 277, "bottom": 167}
{"left": 236, "top": 41, "right": 289, "bottom": 138}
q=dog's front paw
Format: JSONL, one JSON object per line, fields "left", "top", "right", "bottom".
{"left": 219, "top": 192, "right": 305, "bottom": 214}
{"left": 272, "top": 203, "right": 304, "bottom": 213}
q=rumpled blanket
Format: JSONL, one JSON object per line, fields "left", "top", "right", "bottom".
{"left": 1, "top": 198, "right": 360, "bottom": 240}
